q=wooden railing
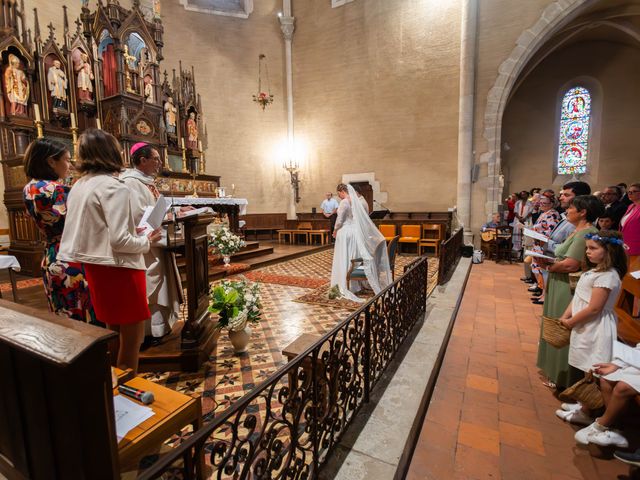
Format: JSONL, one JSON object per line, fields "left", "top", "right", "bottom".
{"left": 137, "top": 257, "right": 429, "bottom": 480}
{"left": 438, "top": 227, "right": 463, "bottom": 284}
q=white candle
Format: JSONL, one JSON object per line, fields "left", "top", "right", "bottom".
{"left": 70, "top": 113, "right": 77, "bottom": 129}
{"left": 231, "top": 183, "right": 235, "bottom": 190}
{"left": 96, "top": 118, "right": 102, "bottom": 129}
{"left": 33, "top": 104, "right": 41, "bottom": 122}
{"left": 198, "top": 140, "right": 203, "bottom": 151}
{"left": 181, "top": 138, "right": 185, "bottom": 149}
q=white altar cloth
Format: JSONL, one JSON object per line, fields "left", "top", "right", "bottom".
{"left": 166, "top": 197, "right": 248, "bottom": 216}
{"left": 0, "top": 255, "right": 21, "bottom": 271}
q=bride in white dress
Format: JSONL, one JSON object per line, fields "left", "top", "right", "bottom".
{"left": 330, "top": 183, "right": 392, "bottom": 302}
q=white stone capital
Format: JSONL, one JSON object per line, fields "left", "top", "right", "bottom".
{"left": 279, "top": 15, "right": 295, "bottom": 41}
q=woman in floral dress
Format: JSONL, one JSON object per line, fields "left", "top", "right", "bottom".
{"left": 22, "top": 138, "right": 97, "bottom": 324}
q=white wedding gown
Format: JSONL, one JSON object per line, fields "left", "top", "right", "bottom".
{"left": 330, "top": 185, "right": 392, "bottom": 302}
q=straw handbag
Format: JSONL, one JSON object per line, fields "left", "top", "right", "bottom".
{"left": 568, "top": 271, "right": 583, "bottom": 295}
{"left": 542, "top": 316, "right": 570, "bottom": 348}
{"left": 559, "top": 371, "right": 604, "bottom": 410}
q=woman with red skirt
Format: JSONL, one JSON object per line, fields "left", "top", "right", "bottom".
{"left": 58, "top": 129, "right": 161, "bottom": 374}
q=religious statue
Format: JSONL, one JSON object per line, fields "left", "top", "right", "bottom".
{"left": 164, "top": 96, "right": 177, "bottom": 134}
{"left": 75, "top": 52, "right": 94, "bottom": 102}
{"left": 186, "top": 111, "right": 198, "bottom": 150}
{"left": 4, "top": 53, "right": 29, "bottom": 116}
{"left": 153, "top": 0, "right": 161, "bottom": 19}
{"left": 47, "top": 59, "right": 68, "bottom": 111}
{"left": 122, "top": 44, "right": 137, "bottom": 93}
{"left": 143, "top": 75, "right": 154, "bottom": 103}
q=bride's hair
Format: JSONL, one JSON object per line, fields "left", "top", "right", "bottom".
{"left": 336, "top": 183, "right": 348, "bottom": 193}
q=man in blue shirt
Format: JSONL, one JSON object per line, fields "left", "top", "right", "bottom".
{"left": 321, "top": 192, "right": 340, "bottom": 240}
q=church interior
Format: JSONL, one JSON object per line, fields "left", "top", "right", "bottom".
{"left": 1, "top": 0, "right": 640, "bottom": 479}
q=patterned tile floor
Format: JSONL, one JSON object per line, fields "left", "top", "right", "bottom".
{"left": 144, "top": 250, "right": 425, "bottom": 421}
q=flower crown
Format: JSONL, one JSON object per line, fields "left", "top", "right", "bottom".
{"left": 584, "top": 233, "right": 625, "bottom": 246}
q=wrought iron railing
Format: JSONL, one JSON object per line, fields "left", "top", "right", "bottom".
{"left": 438, "top": 227, "right": 463, "bottom": 284}
{"left": 137, "top": 256, "right": 429, "bottom": 480}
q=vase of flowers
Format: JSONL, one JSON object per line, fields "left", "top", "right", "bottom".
{"left": 209, "top": 279, "right": 261, "bottom": 353}
{"left": 209, "top": 226, "right": 245, "bottom": 267}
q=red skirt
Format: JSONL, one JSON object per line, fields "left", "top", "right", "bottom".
{"left": 83, "top": 263, "right": 150, "bottom": 325}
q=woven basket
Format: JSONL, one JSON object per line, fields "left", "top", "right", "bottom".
{"left": 542, "top": 316, "right": 570, "bottom": 348}
{"left": 559, "top": 371, "right": 604, "bottom": 410}
{"left": 568, "top": 272, "right": 583, "bottom": 295}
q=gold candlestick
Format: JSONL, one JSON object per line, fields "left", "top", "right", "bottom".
{"left": 165, "top": 148, "right": 173, "bottom": 172}
{"left": 33, "top": 104, "right": 44, "bottom": 138}
{"left": 181, "top": 138, "right": 188, "bottom": 173}
{"left": 71, "top": 126, "right": 79, "bottom": 159}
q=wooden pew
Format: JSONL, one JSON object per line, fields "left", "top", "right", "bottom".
{"left": 241, "top": 213, "right": 287, "bottom": 240}
{"left": 0, "top": 299, "right": 120, "bottom": 480}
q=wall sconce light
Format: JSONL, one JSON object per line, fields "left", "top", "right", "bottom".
{"left": 283, "top": 157, "right": 300, "bottom": 203}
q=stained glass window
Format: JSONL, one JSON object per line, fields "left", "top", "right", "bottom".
{"left": 557, "top": 86, "right": 591, "bottom": 175}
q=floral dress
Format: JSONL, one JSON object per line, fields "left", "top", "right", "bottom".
{"left": 531, "top": 209, "right": 561, "bottom": 274}
{"left": 23, "top": 179, "right": 97, "bottom": 324}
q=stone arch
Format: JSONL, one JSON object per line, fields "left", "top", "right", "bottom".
{"left": 477, "top": 0, "right": 591, "bottom": 217}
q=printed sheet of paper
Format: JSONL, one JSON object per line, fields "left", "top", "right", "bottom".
{"left": 524, "top": 249, "right": 555, "bottom": 261}
{"left": 137, "top": 195, "right": 169, "bottom": 235}
{"left": 113, "top": 394, "right": 155, "bottom": 442}
{"left": 524, "top": 228, "right": 549, "bottom": 243}
{"left": 630, "top": 270, "right": 640, "bottom": 280}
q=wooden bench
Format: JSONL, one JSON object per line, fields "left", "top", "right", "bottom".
{"left": 241, "top": 213, "right": 287, "bottom": 240}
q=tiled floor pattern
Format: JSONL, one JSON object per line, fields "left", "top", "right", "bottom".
{"left": 145, "top": 250, "right": 425, "bottom": 420}
{"left": 407, "top": 261, "right": 631, "bottom": 480}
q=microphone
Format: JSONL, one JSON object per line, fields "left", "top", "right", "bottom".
{"left": 118, "top": 384, "right": 155, "bottom": 405}
{"left": 160, "top": 170, "right": 177, "bottom": 245}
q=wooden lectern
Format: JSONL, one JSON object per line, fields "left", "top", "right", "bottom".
{"left": 138, "top": 214, "right": 219, "bottom": 372}
{"left": 0, "top": 299, "right": 119, "bottom": 480}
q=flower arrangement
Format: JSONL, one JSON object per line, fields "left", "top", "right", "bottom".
{"left": 209, "top": 279, "right": 262, "bottom": 332}
{"left": 253, "top": 91, "right": 274, "bottom": 110}
{"left": 209, "top": 225, "right": 245, "bottom": 256}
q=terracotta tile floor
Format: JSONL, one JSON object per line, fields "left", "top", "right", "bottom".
{"left": 407, "top": 261, "right": 631, "bottom": 480}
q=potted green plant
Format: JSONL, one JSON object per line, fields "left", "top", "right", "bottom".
{"left": 209, "top": 279, "right": 261, "bottom": 353}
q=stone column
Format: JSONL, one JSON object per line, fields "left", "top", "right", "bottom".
{"left": 456, "top": 0, "right": 478, "bottom": 245}
{"left": 279, "top": 0, "right": 296, "bottom": 220}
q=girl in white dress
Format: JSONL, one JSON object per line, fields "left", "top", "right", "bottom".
{"left": 572, "top": 342, "right": 640, "bottom": 448}
{"left": 555, "top": 230, "right": 627, "bottom": 426}
{"left": 330, "top": 183, "right": 391, "bottom": 302}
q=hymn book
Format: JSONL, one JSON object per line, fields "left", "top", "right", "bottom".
{"left": 138, "top": 194, "right": 170, "bottom": 235}
{"left": 524, "top": 228, "right": 549, "bottom": 243}
{"left": 524, "top": 249, "right": 555, "bottom": 261}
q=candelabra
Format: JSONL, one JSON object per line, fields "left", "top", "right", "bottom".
{"left": 283, "top": 158, "right": 300, "bottom": 203}
{"left": 180, "top": 138, "right": 188, "bottom": 173}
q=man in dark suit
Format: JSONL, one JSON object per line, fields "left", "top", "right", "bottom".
{"left": 601, "top": 185, "right": 628, "bottom": 230}
{"left": 618, "top": 182, "right": 632, "bottom": 207}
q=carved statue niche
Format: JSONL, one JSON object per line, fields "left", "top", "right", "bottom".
{"left": 45, "top": 55, "right": 69, "bottom": 113}
{"left": 72, "top": 48, "right": 95, "bottom": 103}
{"left": 185, "top": 108, "right": 198, "bottom": 150}
{"left": 97, "top": 30, "right": 117, "bottom": 97}
{"left": 164, "top": 95, "right": 177, "bottom": 134}
{"left": 2, "top": 52, "right": 30, "bottom": 116}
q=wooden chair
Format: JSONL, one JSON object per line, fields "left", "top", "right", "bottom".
{"left": 398, "top": 224, "right": 421, "bottom": 254}
{"left": 489, "top": 225, "right": 513, "bottom": 263}
{"left": 418, "top": 224, "right": 443, "bottom": 256}
{"left": 378, "top": 224, "right": 396, "bottom": 242}
{"left": 348, "top": 235, "right": 400, "bottom": 285}
{"left": 616, "top": 256, "right": 640, "bottom": 345}
{"left": 293, "top": 221, "right": 313, "bottom": 244}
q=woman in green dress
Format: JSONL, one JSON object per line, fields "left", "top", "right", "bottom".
{"left": 536, "top": 195, "right": 604, "bottom": 389}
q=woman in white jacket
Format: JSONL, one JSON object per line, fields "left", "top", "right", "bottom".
{"left": 58, "top": 129, "right": 161, "bottom": 373}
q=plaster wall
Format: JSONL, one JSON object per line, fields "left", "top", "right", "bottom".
{"left": 291, "top": 0, "right": 462, "bottom": 213}
{"left": 502, "top": 41, "right": 640, "bottom": 195}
